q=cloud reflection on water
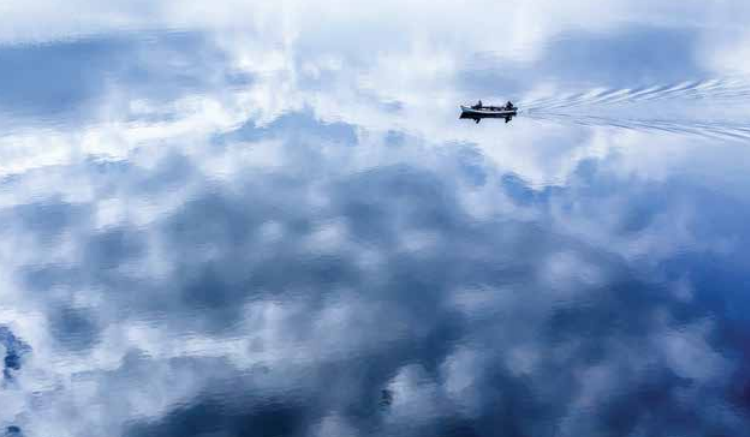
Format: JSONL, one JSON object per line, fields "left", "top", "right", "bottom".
{"left": 1, "top": 2, "right": 750, "bottom": 437}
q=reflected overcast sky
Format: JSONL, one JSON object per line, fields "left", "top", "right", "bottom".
{"left": 2, "top": 2, "right": 750, "bottom": 436}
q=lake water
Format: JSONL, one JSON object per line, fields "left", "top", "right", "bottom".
{"left": 2, "top": 2, "right": 750, "bottom": 436}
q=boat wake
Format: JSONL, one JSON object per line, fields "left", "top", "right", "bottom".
{"left": 518, "top": 77, "right": 750, "bottom": 111}
{"left": 525, "top": 111, "right": 750, "bottom": 142}
{"left": 517, "top": 77, "right": 750, "bottom": 141}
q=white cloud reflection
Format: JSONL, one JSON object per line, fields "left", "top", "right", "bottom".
{"left": 1, "top": 2, "right": 750, "bottom": 437}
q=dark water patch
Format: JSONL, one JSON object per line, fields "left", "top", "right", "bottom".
{"left": 3, "top": 426, "right": 23, "bottom": 437}
{"left": 126, "top": 396, "right": 309, "bottom": 437}
{"left": 0, "top": 326, "right": 31, "bottom": 383}
{"left": 49, "top": 308, "right": 101, "bottom": 352}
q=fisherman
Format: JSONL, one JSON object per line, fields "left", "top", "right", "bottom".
{"left": 473, "top": 100, "right": 483, "bottom": 110}
{"left": 505, "top": 101, "right": 514, "bottom": 110}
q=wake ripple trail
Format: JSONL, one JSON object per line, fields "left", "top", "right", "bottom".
{"left": 515, "top": 77, "right": 750, "bottom": 141}
{"left": 518, "top": 77, "right": 750, "bottom": 111}
{"left": 525, "top": 111, "right": 750, "bottom": 142}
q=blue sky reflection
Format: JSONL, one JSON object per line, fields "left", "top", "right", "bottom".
{"left": 1, "top": 2, "right": 750, "bottom": 436}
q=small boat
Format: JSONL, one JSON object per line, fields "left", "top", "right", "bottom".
{"left": 460, "top": 101, "right": 517, "bottom": 124}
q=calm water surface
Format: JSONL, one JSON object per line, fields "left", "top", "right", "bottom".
{"left": 2, "top": 2, "right": 750, "bottom": 436}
